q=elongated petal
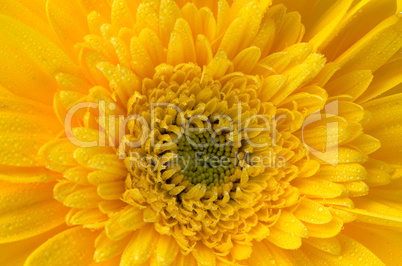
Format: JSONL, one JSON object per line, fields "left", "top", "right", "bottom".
{"left": 155, "top": 235, "right": 180, "bottom": 265}
{"left": 293, "top": 198, "right": 332, "bottom": 224}
{"left": 342, "top": 223, "right": 402, "bottom": 265}
{"left": 0, "top": 225, "right": 66, "bottom": 266}
{"left": 94, "top": 231, "right": 131, "bottom": 262}
{"left": 25, "top": 227, "right": 98, "bottom": 265}
{"left": 334, "top": 15, "right": 402, "bottom": 76}
{"left": 0, "top": 15, "right": 79, "bottom": 104}
{"left": 0, "top": 182, "right": 68, "bottom": 244}
{"left": 121, "top": 224, "right": 159, "bottom": 266}
{"left": 338, "top": 198, "right": 402, "bottom": 227}
{"left": 266, "top": 227, "right": 302, "bottom": 250}
{"left": 302, "top": 234, "right": 383, "bottom": 265}
{"left": 46, "top": 0, "right": 89, "bottom": 54}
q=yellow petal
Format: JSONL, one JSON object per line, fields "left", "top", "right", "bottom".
{"left": 310, "top": 62, "right": 341, "bottom": 87}
{"left": 266, "top": 227, "right": 302, "bottom": 250}
{"left": 330, "top": 209, "right": 357, "bottom": 223}
{"left": 0, "top": 225, "right": 66, "bottom": 266}
{"left": 78, "top": 46, "right": 109, "bottom": 86}
{"left": 337, "top": 147, "right": 367, "bottom": 164}
{"left": 46, "top": 0, "right": 89, "bottom": 55}
{"left": 325, "top": 70, "right": 373, "bottom": 100}
{"left": 270, "top": 54, "right": 326, "bottom": 105}
{"left": 216, "top": 0, "right": 230, "bottom": 39}
{"left": 173, "top": 252, "right": 197, "bottom": 266}
{"left": 258, "top": 75, "right": 287, "bottom": 102}
{"left": 39, "top": 139, "right": 78, "bottom": 173}
{"left": 87, "top": 11, "right": 108, "bottom": 36}
{"left": 338, "top": 101, "right": 365, "bottom": 123}
{"left": 0, "top": 0, "right": 59, "bottom": 44}
{"left": 279, "top": 86, "right": 328, "bottom": 118}
{"left": 63, "top": 166, "right": 91, "bottom": 185}
{"left": 342, "top": 181, "right": 369, "bottom": 197}
{"left": 87, "top": 154, "right": 127, "bottom": 176}
{"left": 303, "top": 237, "right": 341, "bottom": 256}
{"left": 121, "top": 224, "right": 159, "bottom": 266}
{"left": 192, "top": 242, "right": 216, "bottom": 266}
{"left": 252, "top": 17, "right": 275, "bottom": 58}
{"left": 135, "top": 0, "right": 159, "bottom": 34}
{"left": 0, "top": 46, "right": 54, "bottom": 104}
{"left": 302, "top": 234, "right": 383, "bottom": 265}
{"left": 338, "top": 198, "right": 402, "bottom": 227}
{"left": 195, "top": 34, "right": 213, "bottom": 66}
{"left": 307, "top": 0, "right": 354, "bottom": 48}
{"left": 63, "top": 186, "right": 103, "bottom": 209}
{"left": 206, "top": 49, "right": 233, "bottom": 79}
{"left": 364, "top": 162, "right": 392, "bottom": 187}
{"left": 304, "top": 217, "right": 343, "bottom": 238}
{"left": 246, "top": 241, "right": 275, "bottom": 265}
{"left": 97, "top": 181, "right": 125, "bottom": 200}
{"left": 342, "top": 223, "right": 402, "bottom": 265}
{"left": 334, "top": 15, "right": 402, "bottom": 76}
{"left": 139, "top": 28, "right": 166, "bottom": 66}
{"left": 155, "top": 235, "right": 180, "bottom": 265}
{"left": 25, "top": 227, "right": 98, "bottom": 266}
{"left": 230, "top": 242, "right": 252, "bottom": 261}
{"left": 363, "top": 93, "right": 402, "bottom": 131}
{"left": 292, "top": 177, "right": 343, "bottom": 199}
{"left": 111, "top": 0, "right": 135, "bottom": 30}
{"left": 0, "top": 166, "right": 57, "bottom": 183}
{"left": 0, "top": 14, "right": 80, "bottom": 103}
{"left": 94, "top": 231, "right": 131, "bottom": 262}
{"left": 219, "top": 1, "right": 262, "bottom": 59}
{"left": 130, "top": 36, "right": 155, "bottom": 78}
{"left": 88, "top": 170, "right": 124, "bottom": 185}
{"left": 67, "top": 208, "right": 107, "bottom": 228}
{"left": 84, "top": 34, "right": 117, "bottom": 62}
{"left": 315, "top": 163, "right": 367, "bottom": 182}
{"left": 248, "top": 222, "right": 270, "bottom": 241}
{"left": 293, "top": 198, "right": 332, "bottom": 224}
{"left": 73, "top": 147, "right": 115, "bottom": 167}
{"left": 105, "top": 212, "right": 132, "bottom": 241}
{"left": 232, "top": 46, "right": 261, "bottom": 74}
{"left": 358, "top": 59, "right": 402, "bottom": 102}
{"left": 297, "top": 159, "right": 320, "bottom": 178}
{"left": 99, "top": 200, "right": 127, "bottom": 215}
{"left": 349, "top": 134, "right": 381, "bottom": 155}
{"left": 55, "top": 72, "right": 91, "bottom": 93}
{"left": 274, "top": 210, "right": 308, "bottom": 238}
{"left": 110, "top": 37, "right": 131, "bottom": 69}
{"left": 119, "top": 207, "right": 145, "bottom": 231}
{"left": 321, "top": 0, "right": 397, "bottom": 60}
{"left": 79, "top": 0, "right": 111, "bottom": 19}
{"left": 0, "top": 182, "right": 68, "bottom": 244}
{"left": 159, "top": 0, "right": 181, "bottom": 46}
{"left": 267, "top": 243, "right": 313, "bottom": 266}
{"left": 369, "top": 188, "right": 402, "bottom": 203}
{"left": 12, "top": 0, "right": 48, "bottom": 21}
{"left": 167, "top": 18, "right": 196, "bottom": 65}
{"left": 315, "top": 198, "right": 355, "bottom": 209}
{"left": 271, "top": 11, "right": 303, "bottom": 52}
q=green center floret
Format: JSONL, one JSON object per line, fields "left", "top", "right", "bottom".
{"left": 177, "top": 131, "right": 238, "bottom": 189}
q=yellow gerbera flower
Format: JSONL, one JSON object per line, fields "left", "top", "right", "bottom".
{"left": 1, "top": 0, "right": 402, "bottom": 265}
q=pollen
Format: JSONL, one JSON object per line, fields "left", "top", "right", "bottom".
{"left": 177, "top": 131, "right": 239, "bottom": 189}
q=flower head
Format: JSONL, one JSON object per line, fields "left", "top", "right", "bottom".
{"left": 1, "top": 0, "right": 402, "bottom": 265}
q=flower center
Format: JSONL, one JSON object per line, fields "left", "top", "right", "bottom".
{"left": 121, "top": 63, "right": 306, "bottom": 252}
{"left": 177, "top": 131, "right": 239, "bottom": 189}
